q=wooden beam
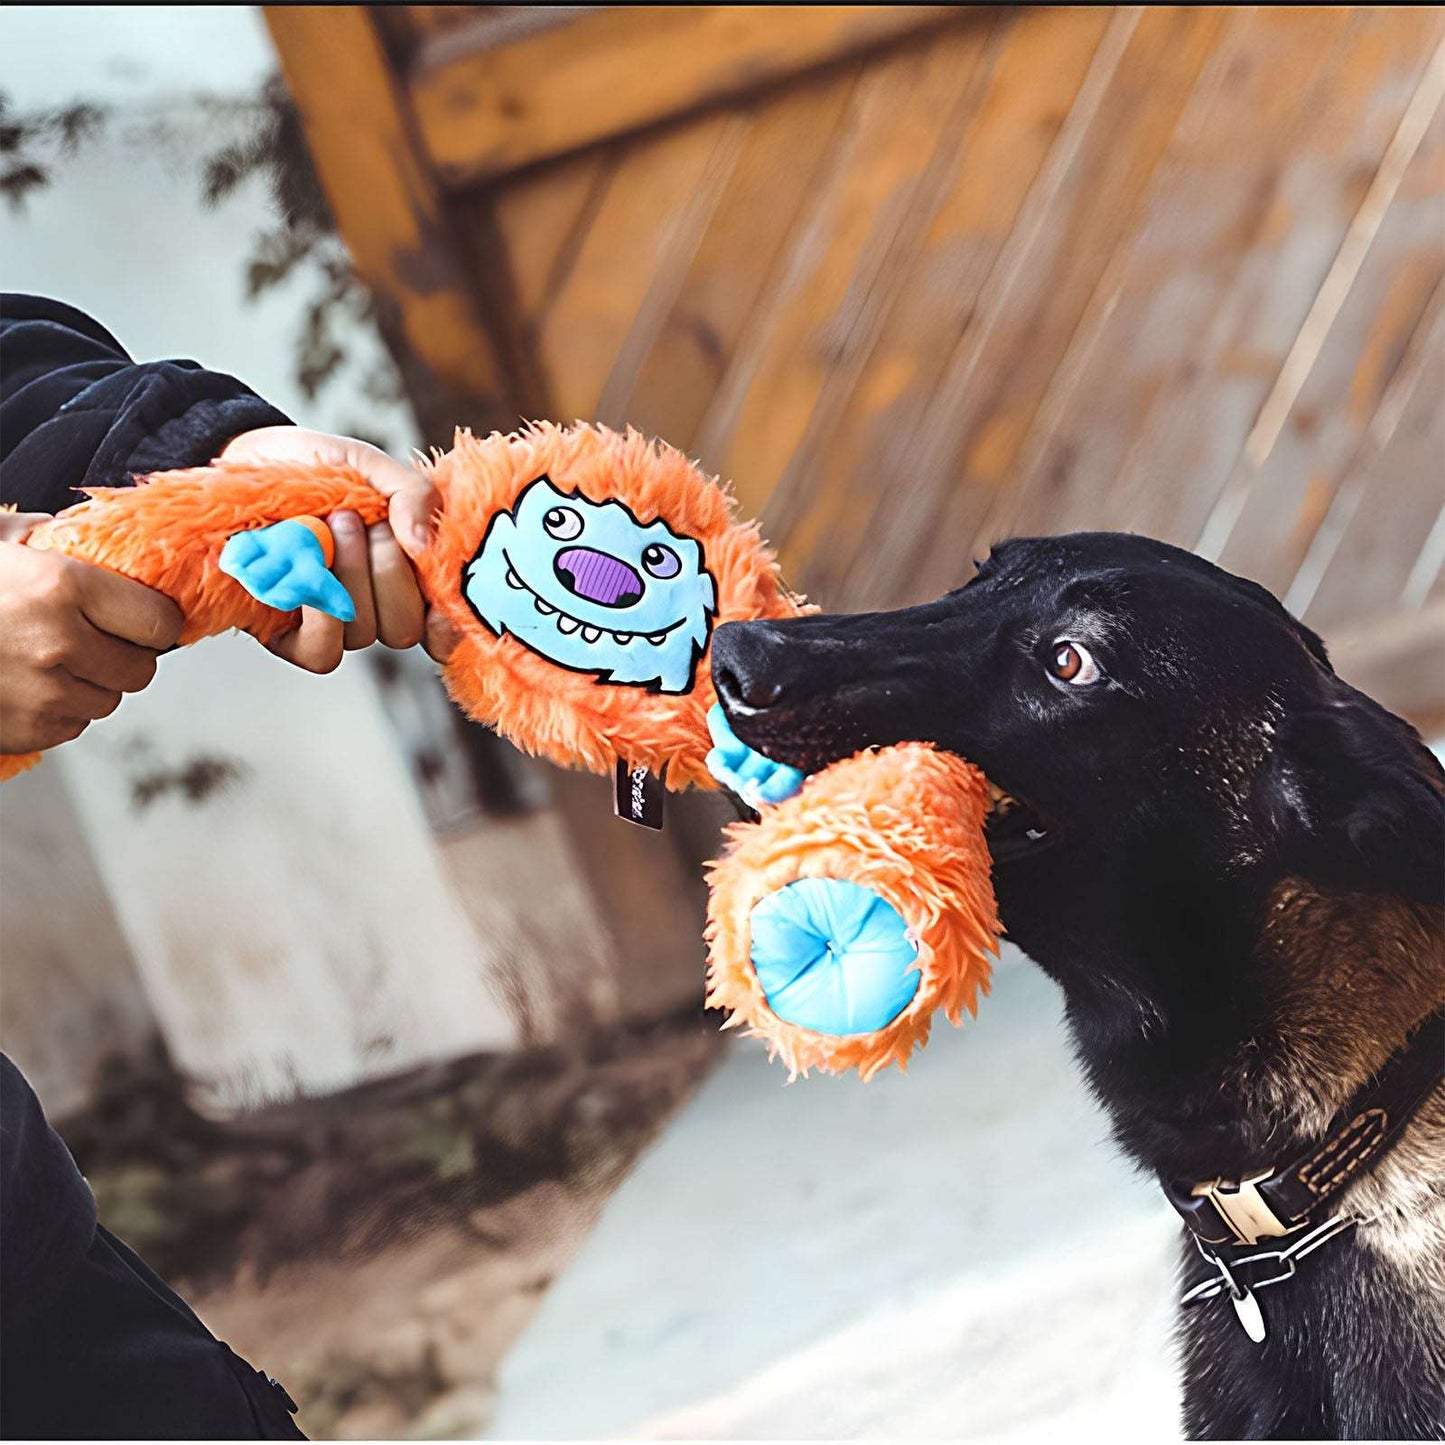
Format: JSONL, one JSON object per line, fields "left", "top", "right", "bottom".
{"left": 409, "top": 5, "right": 967, "bottom": 187}
{"left": 264, "top": 5, "right": 520, "bottom": 439}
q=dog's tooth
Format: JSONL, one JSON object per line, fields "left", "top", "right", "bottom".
{"left": 534, "top": 598, "right": 555, "bottom": 615}
{"left": 646, "top": 632, "right": 666, "bottom": 646}
{"left": 557, "top": 615, "right": 580, "bottom": 634}
{"left": 506, "top": 568, "right": 524, "bottom": 590}
{"left": 581, "top": 625, "right": 601, "bottom": 644}
{"left": 613, "top": 632, "right": 632, "bottom": 645}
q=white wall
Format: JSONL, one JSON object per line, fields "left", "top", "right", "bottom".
{"left": 0, "top": 763, "right": 156, "bottom": 1116}
{"left": 0, "top": 7, "right": 533, "bottom": 1111}
{"left": 0, "top": 6, "right": 415, "bottom": 445}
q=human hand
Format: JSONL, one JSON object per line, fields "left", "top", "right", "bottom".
{"left": 219, "top": 427, "right": 462, "bottom": 672}
{"left": 0, "top": 510, "right": 183, "bottom": 755}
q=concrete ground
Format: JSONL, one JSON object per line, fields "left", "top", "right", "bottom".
{"left": 488, "top": 950, "right": 1184, "bottom": 1441}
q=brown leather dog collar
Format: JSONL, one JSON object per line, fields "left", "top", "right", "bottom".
{"left": 1165, "top": 1004, "right": 1443, "bottom": 1342}
{"left": 1164, "top": 1004, "right": 1445, "bottom": 1249}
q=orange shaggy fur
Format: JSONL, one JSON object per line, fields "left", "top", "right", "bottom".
{"left": 1, "top": 422, "right": 1004, "bottom": 1080}
{"left": 705, "top": 744, "right": 1000, "bottom": 1079}
{"left": 0, "top": 463, "right": 388, "bottom": 782}
{"left": 1, "top": 423, "right": 795, "bottom": 786}
{"left": 415, "top": 423, "right": 797, "bottom": 787}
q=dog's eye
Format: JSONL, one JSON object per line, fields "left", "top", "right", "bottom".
{"left": 1048, "top": 641, "right": 1100, "bottom": 686}
{"left": 543, "top": 506, "right": 583, "bottom": 541}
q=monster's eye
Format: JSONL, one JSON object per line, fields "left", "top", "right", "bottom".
{"left": 543, "top": 507, "right": 583, "bottom": 541}
{"left": 1047, "top": 640, "right": 1100, "bottom": 686}
{"left": 641, "top": 543, "right": 681, "bottom": 579}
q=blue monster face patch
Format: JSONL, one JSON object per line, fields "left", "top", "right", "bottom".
{"left": 463, "top": 476, "right": 718, "bottom": 694}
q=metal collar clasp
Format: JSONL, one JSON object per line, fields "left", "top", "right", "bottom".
{"left": 1180, "top": 1214, "right": 1359, "bottom": 1343}
{"left": 1191, "top": 1170, "right": 1293, "bottom": 1246}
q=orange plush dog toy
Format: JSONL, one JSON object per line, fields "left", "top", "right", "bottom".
{"left": 1, "top": 423, "right": 998, "bottom": 1078}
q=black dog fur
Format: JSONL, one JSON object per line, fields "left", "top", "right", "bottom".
{"left": 711, "top": 532, "right": 1445, "bottom": 1440}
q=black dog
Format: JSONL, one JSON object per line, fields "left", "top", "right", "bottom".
{"left": 711, "top": 533, "right": 1444, "bottom": 1440}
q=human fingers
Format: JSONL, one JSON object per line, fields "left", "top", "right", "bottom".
{"left": 74, "top": 561, "right": 184, "bottom": 651}
{"left": 424, "top": 609, "right": 463, "bottom": 664}
{"left": 0, "top": 511, "right": 50, "bottom": 544}
{"left": 56, "top": 618, "right": 161, "bottom": 694}
{"left": 368, "top": 522, "right": 425, "bottom": 650}
{"left": 265, "top": 607, "right": 345, "bottom": 674}
{"left": 328, "top": 510, "right": 378, "bottom": 651}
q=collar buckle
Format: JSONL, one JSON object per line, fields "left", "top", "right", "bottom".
{"left": 1192, "top": 1170, "right": 1294, "bottom": 1246}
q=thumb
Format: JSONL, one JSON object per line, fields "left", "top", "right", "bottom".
{"left": 221, "top": 428, "right": 442, "bottom": 562}
{"left": 339, "top": 441, "right": 439, "bottom": 563}
{"left": 0, "top": 511, "right": 52, "bottom": 544}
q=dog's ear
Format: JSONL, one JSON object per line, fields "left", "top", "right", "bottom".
{"left": 1256, "top": 686, "right": 1444, "bottom": 905}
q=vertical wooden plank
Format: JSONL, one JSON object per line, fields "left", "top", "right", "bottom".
{"left": 605, "top": 68, "right": 862, "bottom": 450}
{"left": 889, "top": 6, "right": 1234, "bottom": 604}
{"left": 747, "top": 23, "right": 1006, "bottom": 561}
{"left": 488, "top": 148, "right": 618, "bottom": 334}
{"left": 520, "top": 112, "right": 743, "bottom": 420}
{"left": 1213, "top": 102, "right": 1445, "bottom": 599}
{"left": 771, "top": 5, "right": 1117, "bottom": 603}
{"left": 1294, "top": 298, "right": 1445, "bottom": 632}
{"left": 592, "top": 115, "right": 755, "bottom": 428}
{"left": 700, "top": 25, "right": 1003, "bottom": 530}
{"left": 1120, "top": 7, "right": 1445, "bottom": 550}
{"left": 985, "top": 7, "right": 1365, "bottom": 542}
{"left": 264, "top": 5, "right": 522, "bottom": 439}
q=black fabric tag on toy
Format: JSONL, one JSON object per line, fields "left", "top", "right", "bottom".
{"left": 613, "top": 762, "right": 665, "bottom": 829}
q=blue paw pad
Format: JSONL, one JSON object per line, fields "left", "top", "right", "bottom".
{"left": 750, "top": 877, "right": 920, "bottom": 1036}
{"left": 219, "top": 519, "right": 355, "bottom": 622}
{"left": 705, "top": 703, "right": 805, "bottom": 806}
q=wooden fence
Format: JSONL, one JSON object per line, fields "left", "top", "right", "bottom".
{"left": 269, "top": 3, "right": 1445, "bottom": 731}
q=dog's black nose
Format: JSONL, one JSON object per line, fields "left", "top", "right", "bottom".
{"left": 712, "top": 621, "right": 788, "bottom": 712}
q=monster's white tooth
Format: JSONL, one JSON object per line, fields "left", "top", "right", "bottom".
{"left": 534, "top": 597, "right": 555, "bottom": 615}
{"left": 581, "top": 625, "right": 601, "bottom": 643}
{"left": 506, "top": 567, "right": 525, "bottom": 589}
{"left": 557, "top": 615, "right": 580, "bottom": 634}
{"left": 646, "top": 632, "right": 667, "bottom": 646}
{"left": 613, "top": 632, "right": 632, "bottom": 645}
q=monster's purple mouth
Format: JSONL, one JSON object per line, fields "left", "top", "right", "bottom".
{"left": 554, "top": 546, "right": 644, "bottom": 607}
{"left": 500, "top": 552, "right": 684, "bottom": 647}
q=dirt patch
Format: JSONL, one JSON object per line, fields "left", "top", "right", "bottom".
{"left": 63, "top": 1013, "right": 722, "bottom": 1437}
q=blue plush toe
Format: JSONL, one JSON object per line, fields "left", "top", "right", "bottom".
{"left": 749, "top": 877, "right": 920, "bottom": 1035}
{"left": 705, "top": 703, "right": 805, "bottom": 806}
{"left": 219, "top": 519, "right": 355, "bottom": 622}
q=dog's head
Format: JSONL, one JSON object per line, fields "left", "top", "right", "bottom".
{"left": 712, "top": 534, "right": 1443, "bottom": 913}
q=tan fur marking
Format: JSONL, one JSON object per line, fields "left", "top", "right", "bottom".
{"left": 1240, "top": 880, "right": 1444, "bottom": 1344}
{"left": 1247, "top": 882, "right": 1443, "bottom": 1130}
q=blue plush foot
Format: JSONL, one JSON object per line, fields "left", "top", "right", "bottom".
{"left": 706, "top": 703, "right": 805, "bottom": 806}
{"left": 219, "top": 519, "right": 355, "bottom": 621}
{"left": 749, "top": 877, "right": 920, "bottom": 1035}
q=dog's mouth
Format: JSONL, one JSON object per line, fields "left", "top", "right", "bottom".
{"left": 721, "top": 703, "right": 1060, "bottom": 866}
{"left": 983, "top": 783, "right": 1060, "bottom": 865}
